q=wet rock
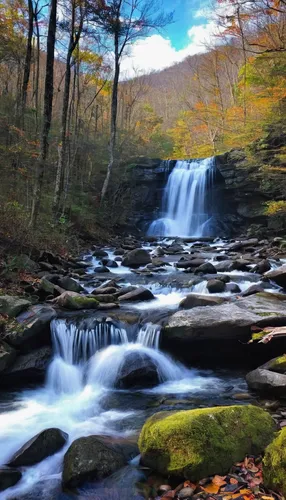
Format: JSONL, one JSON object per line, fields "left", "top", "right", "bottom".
{"left": 241, "top": 283, "right": 267, "bottom": 297}
{"left": 164, "top": 303, "right": 260, "bottom": 341}
{"left": 0, "top": 466, "right": 22, "bottom": 492}
{"left": 91, "top": 286, "right": 118, "bottom": 295}
{"left": 180, "top": 294, "right": 226, "bottom": 309}
{"left": 195, "top": 262, "right": 217, "bottom": 274}
{"left": 58, "top": 276, "right": 84, "bottom": 293}
{"left": 8, "top": 428, "right": 68, "bottom": 467}
{"left": 63, "top": 435, "right": 138, "bottom": 488}
{"left": 139, "top": 405, "right": 275, "bottom": 480}
{"left": 51, "top": 291, "right": 99, "bottom": 310}
{"left": 91, "top": 294, "right": 117, "bottom": 303}
{"left": 225, "top": 282, "right": 241, "bottom": 293}
{"left": 176, "top": 259, "right": 206, "bottom": 269}
{"left": 94, "top": 266, "right": 110, "bottom": 273}
{"left": 252, "top": 260, "right": 271, "bottom": 274}
{"left": 5, "top": 305, "right": 56, "bottom": 351}
{"left": 101, "top": 259, "right": 118, "bottom": 268}
{"left": 207, "top": 279, "right": 226, "bottom": 293}
{"left": 122, "top": 248, "right": 151, "bottom": 268}
{"left": 93, "top": 249, "right": 108, "bottom": 257}
{"left": 214, "top": 260, "right": 235, "bottom": 272}
{"left": 39, "top": 278, "right": 58, "bottom": 296}
{"left": 265, "top": 265, "right": 286, "bottom": 288}
{"left": 0, "top": 296, "right": 30, "bottom": 318}
{"left": 97, "top": 303, "right": 119, "bottom": 310}
{"left": 114, "top": 248, "right": 125, "bottom": 256}
{"left": 0, "top": 341, "right": 16, "bottom": 372}
{"left": 39, "top": 261, "right": 55, "bottom": 272}
{"left": 118, "top": 286, "right": 154, "bottom": 302}
{"left": 117, "top": 352, "right": 160, "bottom": 388}
{"left": 2, "top": 346, "right": 52, "bottom": 384}
{"left": 246, "top": 356, "right": 286, "bottom": 397}
{"left": 232, "top": 259, "right": 253, "bottom": 271}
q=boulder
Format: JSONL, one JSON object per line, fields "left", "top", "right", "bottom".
{"left": 207, "top": 279, "right": 226, "bottom": 293}
{"left": 91, "top": 287, "right": 118, "bottom": 295}
{"left": 0, "top": 296, "right": 30, "bottom": 318}
{"left": 0, "top": 341, "right": 16, "bottom": 372}
{"left": 236, "top": 293, "right": 286, "bottom": 323}
{"left": 51, "top": 291, "right": 99, "bottom": 310}
{"left": 93, "top": 266, "right": 110, "bottom": 273}
{"left": 2, "top": 346, "right": 52, "bottom": 384}
{"left": 39, "top": 278, "right": 57, "bottom": 296}
{"left": 176, "top": 259, "right": 206, "bottom": 269}
{"left": 264, "top": 427, "right": 286, "bottom": 496}
{"left": 252, "top": 260, "right": 271, "bottom": 274}
{"left": 139, "top": 405, "right": 275, "bottom": 480}
{"left": 214, "top": 261, "right": 235, "bottom": 272}
{"left": 116, "top": 352, "right": 159, "bottom": 389}
{"left": 101, "top": 259, "right": 118, "bottom": 268}
{"left": 179, "top": 294, "right": 226, "bottom": 309}
{"left": 58, "top": 277, "right": 84, "bottom": 293}
{"left": 118, "top": 286, "right": 154, "bottom": 302}
{"left": 63, "top": 435, "right": 138, "bottom": 488}
{"left": 194, "top": 262, "right": 217, "bottom": 274}
{"left": 246, "top": 356, "right": 286, "bottom": 397}
{"left": 265, "top": 265, "right": 286, "bottom": 288}
{"left": 91, "top": 294, "right": 117, "bottom": 303}
{"left": 8, "top": 428, "right": 68, "bottom": 467}
{"left": 93, "top": 249, "right": 108, "bottom": 257}
{"left": 0, "top": 467, "right": 22, "bottom": 492}
{"left": 122, "top": 249, "right": 151, "bottom": 268}
{"left": 225, "top": 282, "right": 241, "bottom": 293}
{"left": 164, "top": 303, "right": 260, "bottom": 341}
{"left": 5, "top": 305, "right": 56, "bottom": 351}
{"left": 241, "top": 283, "right": 267, "bottom": 297}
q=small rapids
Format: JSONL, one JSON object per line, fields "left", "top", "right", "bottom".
{"left": 0, "top": 316, "right": 244, "bottom": 499}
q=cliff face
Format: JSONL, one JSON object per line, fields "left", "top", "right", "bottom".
{"left": 130, "top": 124, "right": 286, "bottom": 237}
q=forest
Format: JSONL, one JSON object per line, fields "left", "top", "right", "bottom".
{"left": 0, "top": 0, "right": 285, "bottom": 252}
{"left": 1, "top": 2, "right": 286, "bottom": 500}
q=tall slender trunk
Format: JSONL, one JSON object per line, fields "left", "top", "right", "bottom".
{"left": 22, "top": 0, "right": 34, "bottom": 120}
{"left": 53, "top": 1, "right": 83, "bottom": 215}
{"left": 30, "top": 0, "right": 57, "bottom": 227}
{"left": 34, "top": 6, "right": 40, "bottom": 133}
{"left": 101, "top": 31, "right": 120, "bottom": 201}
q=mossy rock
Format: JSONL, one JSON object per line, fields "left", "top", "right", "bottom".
{"left": 139, "top": 405, "right": 275, "bottom": 481}
{"left": 264, "top": 427, "right": 286, "bottom": 496}
{"left": 53, "top": 291, "right": 99, "bottom": 310}
{"left": 268, "top": 355, "right": 286, "bottom": 374}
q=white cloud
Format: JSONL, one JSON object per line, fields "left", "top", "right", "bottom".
{"left": 120, "top": 21, "right": 219, "bottom": 78}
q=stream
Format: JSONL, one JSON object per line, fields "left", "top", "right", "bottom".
{"left": 0, "top": 237, "right": 272, "bottom": 500}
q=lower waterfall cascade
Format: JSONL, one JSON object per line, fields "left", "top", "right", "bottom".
{"left": 148, "top": 157, "right": 215, "bottom": 238}
{"left": 0, "top": 313, "right": 245, "bottom": 499}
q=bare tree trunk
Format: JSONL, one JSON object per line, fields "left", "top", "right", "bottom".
{"left": 30, "top": 0, "right": 57, "bottom": 227}
{"left": 22, "top": 0, "right": 34, "bottom": 119}
{"left": 101, "top": 31, "right": 119, "bottom": 201}
{"left": 53, "top": 0, "right": 83, "bottom": 215}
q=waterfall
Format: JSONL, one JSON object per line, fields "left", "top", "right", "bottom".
{"left": 47, "top": 318, "right": 128, "bottom": 393}
{"left": 148, "top": 157, "right": 215, "bottom": 238}
{"left": 137, "top": 323, "right": 161, "bottom": 349}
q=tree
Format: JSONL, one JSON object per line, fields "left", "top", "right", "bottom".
{"left": 87, "top": 0, "right": 173, "bottom": 201}
{"left": 53, "top": 0, "right": 86, "bottom": 216}
{"left": 30, "top": 0, "right": 57, "bottom": 226}
{"left": 22, "top": 0, "right": 34, "bottom": 117}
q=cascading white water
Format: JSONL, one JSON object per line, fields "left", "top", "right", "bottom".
{"left": 47, "top": 319, "right": 128, "bottom": 394}
{"left": 148, "top": 157, "right": 215, "bottom": 237}
{"left": 137, "top": 323, "right": 161, "bottom": 349}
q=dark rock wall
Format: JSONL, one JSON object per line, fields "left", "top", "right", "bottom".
{"left": 130, "top": 125, "right": 286, "bottom": 236}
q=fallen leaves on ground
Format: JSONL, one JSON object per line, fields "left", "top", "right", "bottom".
{"left": 154, "top": 455, "right": 282, "bottom": 500}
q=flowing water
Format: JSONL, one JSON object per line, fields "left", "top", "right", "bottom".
{"left": 148, "top": 158, "right": 215, "bottom": 238}
{"left": 0, "top": 314, "right": 247, "bottom": 499}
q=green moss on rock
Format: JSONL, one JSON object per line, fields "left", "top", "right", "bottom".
{"left": 264, "top": 427, "right": 286, "bottom": 496}
{"left": 268, "top": 355, "right": 286, "bottom": 374}
{"left": 67, "top": 295, "right": 99, "bottom": 310}
{"left": 138, "top": 405, "right": 275, "bottom": 481}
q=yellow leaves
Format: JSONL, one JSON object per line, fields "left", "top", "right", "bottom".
{"left": 265, "top": 200, "right": 286, "bottom": 216}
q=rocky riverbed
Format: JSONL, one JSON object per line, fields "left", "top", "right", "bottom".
{"left": 1, "top": 235, "right": 286, "bottom": 498}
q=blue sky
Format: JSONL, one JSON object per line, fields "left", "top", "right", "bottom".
{"left": 121, "top": 0, "right": 216, "bottom": 76}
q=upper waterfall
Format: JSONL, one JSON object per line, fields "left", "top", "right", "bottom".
{"left": 148, "top": 157, "right": 215, "bottom": 238}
